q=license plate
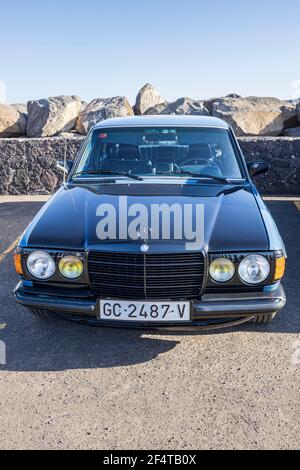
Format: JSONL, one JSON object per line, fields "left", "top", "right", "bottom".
{"left": 99, "top": 300, "right": 190, "bottom": 322}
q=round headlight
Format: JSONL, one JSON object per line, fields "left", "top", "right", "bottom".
{"left": 27, "top": 251, "right": 55, "bottom": 279}
{"left": 209, "top": 258, "right": 235, "bottom": 283}
{"left": 58, "top": 255, "right": 83, "bottom": 279}
{"left": 238, "top": 254, "right": 270, "bottom": 284}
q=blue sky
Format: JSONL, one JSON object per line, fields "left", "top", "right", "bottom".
{"left": 1, "top": 0, "right": 299, "bottom": 105}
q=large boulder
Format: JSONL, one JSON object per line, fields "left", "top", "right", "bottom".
{"left": 204, "top": 94, "right": 241, "bottom": 114}
{"left": 26, "top": 95, "right": 82, "bottom": 137}
{"left": 203, "top": 97, "right": 219, "bottom": 115}
{"left": 144, "top": 102, "right": 171, "bottom": 115}
{"left": 11, "top": 103, "right": 27, "bottom": 135}
{"left": 76, "top": 96, "right": 134, "bottom": 134}
{"left": 225, "top": 93, "right": 242, "bottom": 99}
{"left": 169, "top": 97, "right": 210, "bottom": 115}
{"left": 134, "top": 83, "right": 165, "bottom": 115}
{"left": 282, "top": 126, "right": 300, "bottom": 137}
{"left": 0, "top": 104, "right": 26, "bottom": 137}
{"left": 11, "top": 103, "right": 27, "bottom": 114}
{"left": 145, "top": 97, "right": 209, "bottom": 116}
{"left": 212, "top": 96, "right": 297, "bottom": 136}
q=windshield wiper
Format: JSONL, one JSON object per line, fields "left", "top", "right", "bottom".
{"left": 73, "top": 170, "right": 143, "bottom": 181}
{"left": 217, "top": 184, "right": 247, "bottom": 196}
{"left": 156, "top": 170, "right": 230, "bottom": 183}
{"left": 178, "top": 171, "right": 230, "bottom": 183}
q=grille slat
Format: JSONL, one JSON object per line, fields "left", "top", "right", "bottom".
{"left": 88, "top": 251, "right": 205, "bottom": 300}
{"left": 89, "top": 272, "right": 203, "bottom": 279}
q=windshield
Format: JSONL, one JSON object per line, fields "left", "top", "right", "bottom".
{"left": 73, "top": 127, "right": 243, "bottom": 179}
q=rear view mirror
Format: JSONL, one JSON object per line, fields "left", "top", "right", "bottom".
{"left": 247, "top": 160, "right": 269, "bottom": 177}
{"left": 143, "top": 129, "right": 178, "bottom": 143}
{"left": 56, "top": 159, "right": 74, "bottom": 175}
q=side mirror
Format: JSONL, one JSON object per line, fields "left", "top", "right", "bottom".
{"left": 247, "top": 160, "right": 269, "bottom": 177}
{"left": 56, "top": 159, "right": 74, "bottom": 175}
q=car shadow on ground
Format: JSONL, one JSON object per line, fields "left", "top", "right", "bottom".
{"left": 0, "top": 280, "right": 298, "bottom": 373}
{"left": 0, "top": 293, "right": 182, "bottom": 372}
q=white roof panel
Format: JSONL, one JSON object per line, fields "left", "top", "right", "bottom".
{"left": 94, "top": 115, "right": 229, "bottom": 129}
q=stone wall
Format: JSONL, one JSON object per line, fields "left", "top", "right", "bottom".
{"left": 239, "top": 137, "right": 300, "bottom": 194}
{"left": 0, "top": 136, "right": 299, "bottom": 195}
{"left": 0, "top": 136, "right": 83, "bottom": 195}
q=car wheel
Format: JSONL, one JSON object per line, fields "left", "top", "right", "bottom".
{"left": 27, "top": 308, "right": 56, "bottom": 320}
{"left": 250, "top": 312, "right": 278, "bottom": 324}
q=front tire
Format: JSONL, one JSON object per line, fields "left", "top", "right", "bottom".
{"left": 250, "top": 312, "right": 278, "bottom": 324}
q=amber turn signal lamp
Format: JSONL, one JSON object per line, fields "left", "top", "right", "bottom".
{"left": 274, "top": 256, "right": 285, "bottom": 281}
{"left": 14, "top": 253, "right": 23, "bottom": 275}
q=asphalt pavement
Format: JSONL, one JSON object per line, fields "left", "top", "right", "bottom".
{"left": 0, "top": 199, "right": 299, "bottom": 450}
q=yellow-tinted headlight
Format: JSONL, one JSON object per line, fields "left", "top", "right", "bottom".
{"left": 58, "top": 255, "right": 83, "bottom": 279}
{"left": 209, "top": 258, "right": 235, "bottom": 283}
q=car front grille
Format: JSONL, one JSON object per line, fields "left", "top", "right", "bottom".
{"left": 88, "top": 251, "right": 205, "bottom": 300}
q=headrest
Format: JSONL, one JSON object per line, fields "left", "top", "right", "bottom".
{"left": 117, "top": 144, "right": 140, "bottom": 159}
{"left": 188, "top": 144, "right": 212, "bottom": 159}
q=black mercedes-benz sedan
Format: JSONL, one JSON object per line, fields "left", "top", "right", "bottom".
{"left": 14, "top": 116, "right": 286, "bottom": 330}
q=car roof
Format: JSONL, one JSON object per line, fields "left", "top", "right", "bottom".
{"left": 94, "top": 115, "right": 229, "bottom": 129}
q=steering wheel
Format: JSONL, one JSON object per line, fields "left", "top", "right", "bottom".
{"left": 180, "top": 158, "right": 219, "bottom": 169}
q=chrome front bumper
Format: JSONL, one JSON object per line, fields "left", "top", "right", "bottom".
{"left": 193, "top": 284, "right": 286, "bottom": 318}
{"left": 14, "top": 281, "right": 286, "bottom": 329}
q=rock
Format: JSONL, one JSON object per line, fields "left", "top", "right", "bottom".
{"left": 11, "top": 103, "right": 27, "bottom": 135}
{"left": 59, "top": 131, "right": 83, "bottom": 138}
{"left": 134, "top": 83, "right": 165, "bottom": 115}
{"left": 0, "top": 104, "right": 26, "bottom": 137}
{"left": 212, "top": 96, "right": 297, "bottom": 136}
{"left": 203, "top": 98, "right": 218, "bottom": 115}
{"left": 11, "top": 103, "right": 27, "bottom": 114}
{"left": 169, "top": 97, "right": 210, "bottom": 115}
{"left": 282, "top": 126, "right": 300, "bottom": 137}
{"left": 75, "top": 96, "right": 134, "bottom": 134}
{"left": 144, "top": 102, "right": 171, "bottom": 115}
{"left": 26, "top": 95, "right": 82, "bottom": 137}
{"left": 226, "top": 93, "right": 242, "bottom": 99}
{"left": 203, "top": 95, "right": 241, "bottom": 114}
{"left": 145, "top": 97, "right": 209, "bottom": 116}
{"left": 297, "top": 103, "right": 300, "bottom": 122}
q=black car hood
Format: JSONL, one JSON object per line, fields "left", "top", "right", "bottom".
{"left": 21, "top": 183, "right": 269, "bottom": 252}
